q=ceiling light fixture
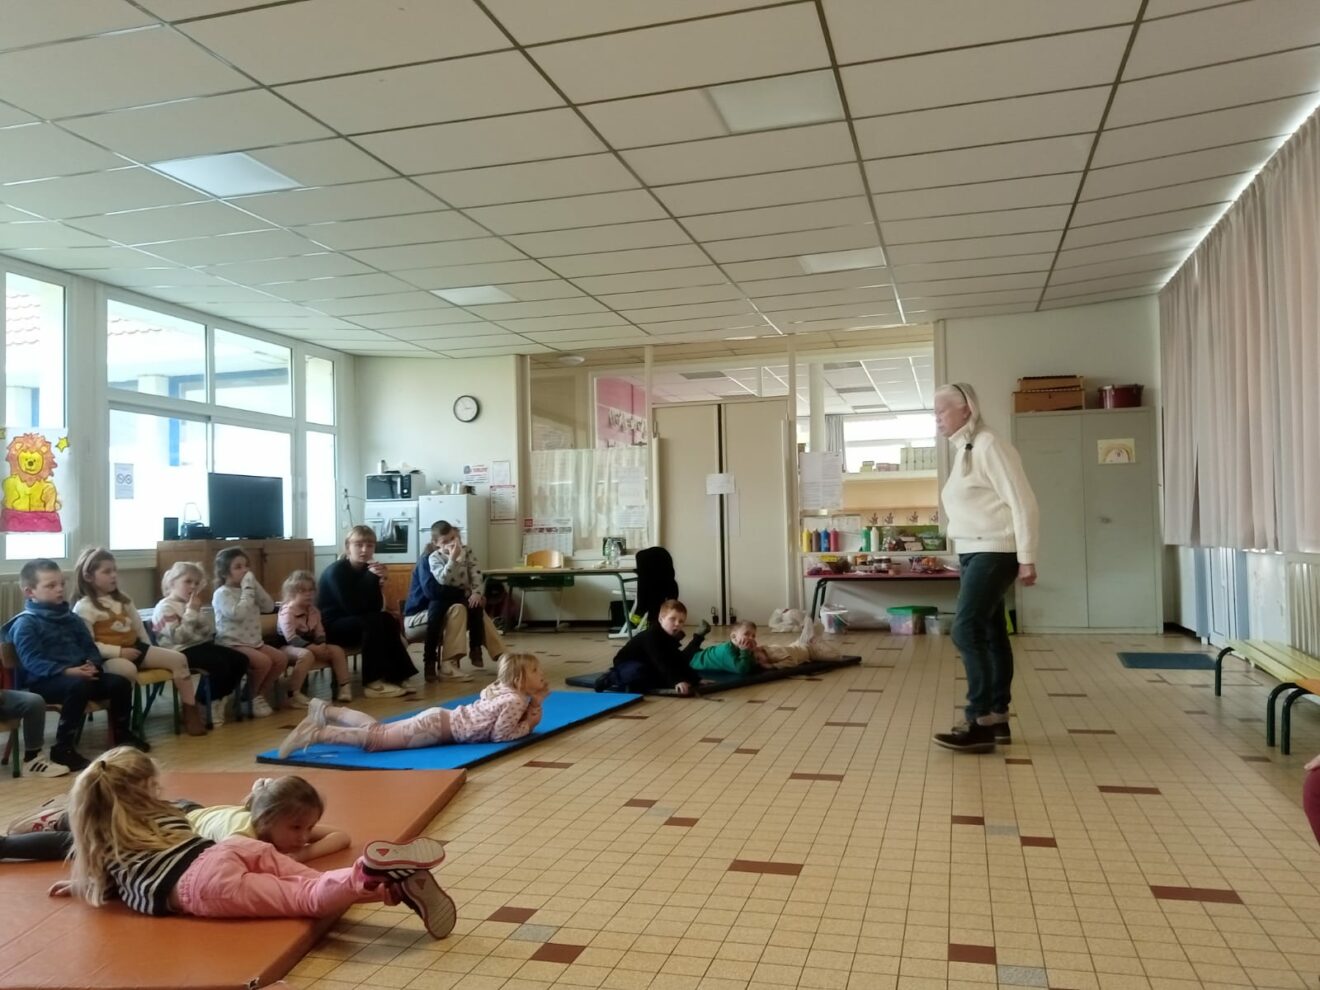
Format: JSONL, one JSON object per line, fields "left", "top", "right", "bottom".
{"left": 707, "top": 70, "right": 843, "bottom": 134}
{"left": 151, "top": 152, "right": 301, "bottom": 197}
{"left": 724, "top": 335, "right": 758, "bottom": 341}
{"left": 797, "top": 246, "right": 887, "bottom": 274}
{"left": 557, "top": 354, "right": 586, "bottom": 366}
{"left": 430, "top": 286, "right": 517, "bottom": 305}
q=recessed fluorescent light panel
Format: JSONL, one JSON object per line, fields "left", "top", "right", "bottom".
{"left": 798, "top": 246, "right": 887, "bottom": 274}
{"left": 430, "top": 286, "right": 517, "bottom": 305}
{"left": 707, "top": 70, "right": 843, "bottom": 134}
{"left": 151, "top": 152, "right": 300, "bottom": 197}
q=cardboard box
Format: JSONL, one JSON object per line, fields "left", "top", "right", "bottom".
{"left": 1018, "top": 374, "right": 1084, "bottom": 392}
{"left": 1014, "top": 388, "right": 1085, "bottom": 413}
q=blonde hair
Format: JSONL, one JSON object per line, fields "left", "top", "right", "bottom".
{"left": 73, "top": 546, "right": 130, "bottom": 606}
{"left": 658, "top": 599, "right": 687, "bottom": 619}
{"left": 244, "top": 776, "right": 324, "bottom": 838}
{"left": 495, "top": 652, "right": 542, "bottom": 692}
{"left": 343, "top": 525, "right": 376, "bottom": 556}
{"left": 67, "top": 747, "right": 181, "bottom": 907}
{"left": 161, "top": 561, "right": 205, "bottom": 598}
{"left": 281, "top": 569, "right": 317, "bottom": 601}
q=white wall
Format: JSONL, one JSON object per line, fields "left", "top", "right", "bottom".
{"left": 353, "top": 355, "right": 524, "bottom": 567}
{"left": 938, "top": 296, "right": 1161, "bottom": 438}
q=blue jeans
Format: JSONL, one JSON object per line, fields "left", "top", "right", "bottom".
{"left": 0, "top": 688, "right": 48, "bottom": 753}
{"left": 953, "top": 552, "right": 1019, "bottom": 722}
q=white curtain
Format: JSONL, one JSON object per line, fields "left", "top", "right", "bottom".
{"left": 1160, "top": 107, "right": 1319, "bottom": 551}
{"left": 530, "top": 447, "right": 651, "bottom": 553}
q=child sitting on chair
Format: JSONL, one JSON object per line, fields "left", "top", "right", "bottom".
{"left": 278, "top": 570, "right": 352, "bottom": 707}
{"left": 690, "top": 619, "right": 840, "bottom": 675}
{"left": 596, "top": 599, "right": 709, "bottom": 696}
{"left": 279, "top": 653, "right": 548, "bottom": 758}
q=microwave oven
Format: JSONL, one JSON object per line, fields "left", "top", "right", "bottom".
{"left": 365, "top": 472, "right": 425, "bottom": 500}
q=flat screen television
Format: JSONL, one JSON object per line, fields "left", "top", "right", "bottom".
{"left": 207, "top": 472, "right": 284, "bottom": 539}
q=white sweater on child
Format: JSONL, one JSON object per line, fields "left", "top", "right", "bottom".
{"left": 152, "top": 597, "right": 215, "bottom": 650}
{"left": 941, "top": 421, "right": 1039, "bottom": 564}
{"left": 212, "top": 576, "right": 275, "bottom": 648}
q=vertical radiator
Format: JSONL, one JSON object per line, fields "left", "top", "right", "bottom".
{"left": 1288, "top": 558, "right": 1320, "bottom": 655}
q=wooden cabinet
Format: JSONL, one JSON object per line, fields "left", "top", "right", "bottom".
{"left": 381, "top": 564, "right": 414, "bottom": 617}
{"left": 156, "top": 539, "right": 315, "bottom": 602}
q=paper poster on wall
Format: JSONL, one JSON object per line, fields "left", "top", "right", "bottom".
{"left": 490, "top": 484, "right": 517, "bottom": 522}
{"left": 617, "top": 505, "right": 648, "bottom": 530}
{"left": 491, "top": 460, "right": 512, "bottom": 486}
{"left": 1097, "top": 438, "right": 1136, "bottom": 464}
{"left": 618, "top": 480, "right": 647, "bottom": 505}
{"left": 798, "top": 451, "right": 843, "bottom": 510}
{"left": 462, "top": 463, "right": 490, "bottom": 486}
{"left": 113, "top": 463, "right": 134, "bottom": 500}
{"left": 705, "top": 472, "right": 736, "bottom": 495}
{"left": 2, "top": 430, "right": 68, "bottom": 533}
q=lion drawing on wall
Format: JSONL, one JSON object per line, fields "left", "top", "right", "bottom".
{"left": 2, "top": 432, "right": 62, "bottom": 533}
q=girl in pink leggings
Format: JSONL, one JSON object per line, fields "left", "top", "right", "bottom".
{"left": 280, "top": 653, "right": 547, "bottom": 759}
{"left": 50, "top": 747, "right": 456, "bottom": 938}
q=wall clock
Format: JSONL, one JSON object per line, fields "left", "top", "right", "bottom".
{"left": 453, "top": 394, "right": 480, "bottom": 423}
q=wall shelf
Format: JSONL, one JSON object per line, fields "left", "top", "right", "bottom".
{"left": 843, "top": 469, "right": 936, "bottom": 481}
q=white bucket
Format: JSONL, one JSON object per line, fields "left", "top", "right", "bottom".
{"left": 820, "top": 607, "right": 848, "bottom": 635}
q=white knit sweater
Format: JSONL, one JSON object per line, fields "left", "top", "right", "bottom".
{"left": 941, "top": 421, "right": 1039, "bottom": 564}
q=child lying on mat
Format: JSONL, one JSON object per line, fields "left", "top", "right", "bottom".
{"left": 596, "top": 599, "right": 709, "bottom": 696}
{"left": 690, "top": 619, "right": 842, "bottom": 674}
{"left": 279, "top": 653, "right": 548, "bottom": 759}
{"left": 2, "top": 775, "right": 349, "bottom": 864}
{"left": 49, "top": 747, "right": 456, "bottom": 938}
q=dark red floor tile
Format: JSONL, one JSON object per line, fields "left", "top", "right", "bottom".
{"left": 488, "top": 906, "right": 538, "bottom": 923}
{"left": 948, "top": 943, "right": 997, "bottom": 965}
{"left": 531, "top": 942, "right": 587, "bottom": 963}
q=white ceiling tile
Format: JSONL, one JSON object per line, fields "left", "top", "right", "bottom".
{"left": 0, "top": 167, "right": 202, "bottom": 220}
{"left": 892, "top": 256, "right": 1055, "bottom": 282}
{"left": 841, "top": 28, "right": 1130, "bottom": 117}
{"left": 276, "top": 51, "right": 561, "bottom": 134}
{"left": 765, "top": 301, "right": 900, "bottom": 325}
{"left": 1080, "top": 138, "right": 1281, "bottom": 199}
{"left": 1125, "top": 0, "right": 1320, "bottom": 78}
{"left": 570, "top": 266, "right": 727, "bottom": 295}
{"left": 74, "top": 201, "right": 273, "bottom": 243}
{"left": 392, "top": 259, "right": 557, "bottom": 289}
{"left": 642, "top": 315, "right": 769, "bottom": 335}
{"left": 597, "top": 284, "right": 742, "bottom": 309}
{"left": 485, "top": 0, "right": 784, "bottom": 43}
{"left": 543, "top": 244, "right": 710, "bottom": 278}
{"left": 887, "top": 231, "right": 1061, "bottom": 266}
{"left": 753, "top": 286, "right": 894, "bottom": 312}
{"left": 824, "top": 0, "right": 1139, "bottom": 63}
{"left": 499, "top": 280, "right": 587, "bottom": 301}
{"left": 581, "top": 89, "right": 733, "bottom": 149}
{"left": 1108, "top": 48, "right": 1320, "bottom": 127}
{"left": 0, "top": 102, "right": 34, "bottom": 127}
{"left": 181, "top": 0, "right": 508, "bottom": 84}
{"left": 623, "top": 122, "right": 854, "bottom": 185}
{"left": 466, "top": 298, "right": 608, "bottom": 320}
{"left": 738, "top": 268, "right": 892, "bottom": 297}
{"left": 310, "top": 292, "right": 456, "bottom": 316}
{"left": 656, "top": 163, "right": 865, "bottom": 216}
{"left": 436, "top": 343, "right": 552, "bottom": 356}
{"left": 359, "top": 319, "right": 492, "bottom": 336}
{"left": 1050, "top": 249, "right": 1186, "bottom": 282}
{"left": 345, "top": 239, "right": 524, "bottom": 272}
{"left": 2, "top": 0, "right": 155, "bottom": 50}
{"left": 62, "top": 90, "right": 333, "bottom": 162}
{"left": 856, "top": 88, "right": 1108, "bottom": 159}
{"left": 704, "top": 225, "right": 879, "bottom": 264}
{"left": 872, "top": 173, "right": 1081, "bottom": 221}
{"left": 262, "top": 272, "right": 419, "bottom": 302}
{"left": 0, "top": 222, "right": 108, "bottom": 250}
{"left": 884, "top": 206, "right": 1071, "bottom": 245}
{"left": 1093, "top": 94, "right": 1316, "bottom": 167}
{"left": 682, "top": 198, "right": 870, "bottom": 241}
{"left": 143, "top": 229, "right": 324, "bottom": 266}
{"left": 524, "top": 326, "right": 650, "bottom": 343}
{"left": 143, "top": 284, "right": 285, "bottom": 304}
{"left": 1038, "top": 287, "right": 1158, "bottom": 310}
{"left": 423, "top": 331, "right": 526, "bottom": 348}
{"left": 229, "top": 179, "right": 441, "bottom": 226}
{"left": 1145, "top": 0, "right": 1227, "bottom": 15}
{"left": 1055, "top": 230, "right": 1204, "bottom": 268}
{"left": 0, "top": 27, "right": 249, "bottom": 118}
{"left": 903, "top": 289, "right": 1043, "bottom": 311}
{"left": 527, "top": 5, "right": 829, "bottom": 103}
{"left": 1042, "top": 269, "right": 1173, "bottom": 298}
{"left": 242, "top": 314, "right": 360, "bottom": 333}
{"left": 192, "top": 300, "right": 333, "bottom": 319}
{"left": 496, "top": 314, "right": 630, "bottom": 333}
{"left": 507, "top": 219, "right": 691, "bottom": 257}
{"left": 139, "top": 1, "right": 287, "bottom": 19}
{"left": 910, "top": 301, "right": 1035, "bottom": 319}
{"left": 416, "top": 154, "right": 639, "bottom": 208}
{"left": 294, "top": 212, "right": 487, "bottom": 251}
{"left": 1063, "top": 204, "right": 1226, "bottom": 249}
{"left": 1072, "top": 173, "right": 1245, "bottom": 223}
{"left": 720, "top": 257, "right": 814, "bottom": 281}
{"left": 865, "top": 135, "right": 1093, "bottom": 192}
{"left": 465, "top": 190, "right": 667, "bottom": 235}
{"left": 620, "top": 300, "right": 755, "bottom": 323}
{"left": 356, "top": 109, "right": 604, "bottom": 174}
{"left": 247, "top": 140, "right": 395, "bottom": 188}
{"left": 0, "top": 124, "right": 128, "bottom": 183}
{"left": 204, "top": 253, "right": 375, "bottom": 284}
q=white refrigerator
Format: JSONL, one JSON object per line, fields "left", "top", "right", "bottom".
{"left": 417, "top": 494, "right": 488, "bottom": 568}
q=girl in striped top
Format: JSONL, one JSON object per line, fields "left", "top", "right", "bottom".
{"left": 50, "top": 747, "right": 458, "bottom": 938}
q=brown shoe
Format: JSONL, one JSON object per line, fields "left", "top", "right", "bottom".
{"left": 182, "top": 703, "right": 207, "bottom": 736}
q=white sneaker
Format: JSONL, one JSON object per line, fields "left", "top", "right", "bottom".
{"left": 288, "top": 691, "right": 312, "bottom": 709}
{"left": 439, "top": 661, "right": 472, "bottom": 682}
{"left": 363, "top": 682, "right": 407, "bottom": 698}
{"left": 251, "top": 695, "right": 274, "bottom": 718}
{"left": 209, "top": 698, "right": 227, "bottom": 728}
{"left": 336, "top": 685, "right": 353, "bottom": 703}
{"left": 21, "top": 751, "right": 70, "bottom": 778}
{"left": 307, "top": 696, "right": 329, "bottom": 729}
{"left": 277, "top": 716, "right": 322, "bottom": 759}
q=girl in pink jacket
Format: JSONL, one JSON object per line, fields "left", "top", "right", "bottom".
{"left": 279, "top": 653, "right": 547, "bottom": 758}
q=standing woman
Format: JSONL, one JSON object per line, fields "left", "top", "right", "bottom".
{"left": 932, "top": 383, "right": 1039, "bottom": 753}
{"left": 318, "top": 525, "right": 417, "bottom": 698}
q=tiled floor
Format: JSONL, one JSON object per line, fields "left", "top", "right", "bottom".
{"left": 5, "top": 627, "right": 1320, "bottom": 990}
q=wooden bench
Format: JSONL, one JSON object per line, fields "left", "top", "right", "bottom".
{"left": 1216, "top": 639, "right": 1320, "bottom": 754}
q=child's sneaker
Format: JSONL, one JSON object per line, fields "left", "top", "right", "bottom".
{"left": 277, "top": 716, "right": 323, "bottom": 759}
{"left": 287, "top": 691, "right": 311, "bottom": 709}
{"left": 307, "top": 696, "right": 329, "bottom": 729}
{"left": 985, "top": 712, "right": 1012, "bottom": 744}
{"left": 209, "top": 698, "right": 228, "bottom": 728}
{"left": 251, "top": 696, "right": 274, "bottom": 718}
{"left": 393, "top": 870, "right": 457, "bottom": 939}
{"left": 361, "top": 836, "right": 447, "bottom": 881}
{"left": 22, "top": 750, "right": 70, "bottom": 778}
{"left": 336, "top": 685, "right": 353, "bottom": 703}
{"left": 49, "top": 744, "right": 90, "bottom": 772}
{"left": 7, "top": 799, "right": 65, "bottom": 834}
{"left": 438, "top": 661, "right": 472, "bottom": 682}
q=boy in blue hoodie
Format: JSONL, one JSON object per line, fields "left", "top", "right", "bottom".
{"left": 2, "top": 558, "right": 140, "bottom": 771}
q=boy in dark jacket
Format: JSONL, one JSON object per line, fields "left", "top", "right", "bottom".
{"left": 2, "top": 559, "right": 140, "bottom": 771}
{"left": 597, "top": 599, "right": 709, "bottom": 695}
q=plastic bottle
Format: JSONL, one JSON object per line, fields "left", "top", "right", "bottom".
{"left": 816, "top": 529, "right": 827, "bottom": 552}
{"left": 801, "top": 527, "right": 811, "bottom": 553}
{"left": 861, "top": 528, "right": 871, "bottom": 553}
{"left": 829, "top": 528, "right": 840, "bottom": 552}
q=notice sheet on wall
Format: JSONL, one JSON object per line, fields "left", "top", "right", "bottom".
{"left": 799, "top": 451, "right": 843, "bottom": 510}
{"left": 490, "top": 484, "right": 517, "bottom": 522}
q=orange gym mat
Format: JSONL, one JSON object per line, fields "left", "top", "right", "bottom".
{"left": 0, "top": 767, "right": 465, "bottom": 990}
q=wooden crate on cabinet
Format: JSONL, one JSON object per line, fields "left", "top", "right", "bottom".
{"left": 156, "top": 539, "right": 314, "bottom": 602}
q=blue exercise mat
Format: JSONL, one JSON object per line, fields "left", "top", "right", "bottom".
{"left": 256, "top": 689, "right": 642, "bottom": 771}
{"left": 1117, "top": 651, "right": 1217, "bottom": 670}
{"left": 565, "top": 655, "right": 863, "bottom": 695}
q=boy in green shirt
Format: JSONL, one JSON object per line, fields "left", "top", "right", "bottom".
{"left": 691, "top": 619, "right": 841, "bottom": 675}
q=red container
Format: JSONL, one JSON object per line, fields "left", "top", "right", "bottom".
{"left": 1098, "top": 384, "right": 1143, "bottom": 408}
